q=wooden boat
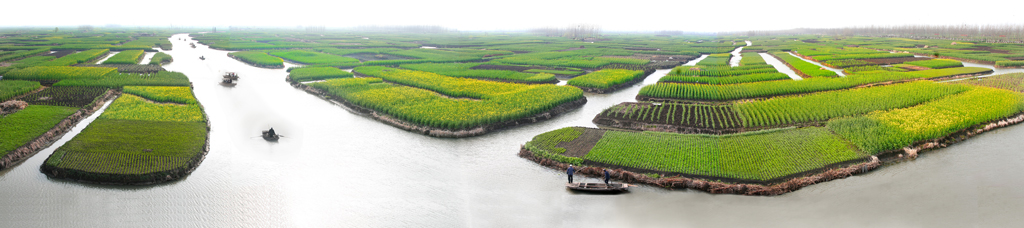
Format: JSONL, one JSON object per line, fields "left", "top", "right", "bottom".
{"left": 566, "top": 182, "right": 629, "bottom": 193}
{"left": 261, "top": 130, "right": 279, "bottom": 141}
{"left": 199, "top": 56, "right": 205, "bottom": 60}
{"left": 220, "top": 78, "right": 236, "bottom": 86}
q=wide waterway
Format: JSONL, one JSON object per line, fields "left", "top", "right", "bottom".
{"left": 1, "top": 34, "right": 1023, "bottom": 227}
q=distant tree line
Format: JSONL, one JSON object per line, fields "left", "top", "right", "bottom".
{"left": 354, "top": 25, "right": 454, "bottom": 34}
{"left": 530, "top": 24, "right": 601, "bottom": 40}
{"left": 733, "top": 24, "right": 1024, "bottom": 42}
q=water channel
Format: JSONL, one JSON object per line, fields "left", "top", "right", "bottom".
{"left": 1, "top": 34, "right": 1022, "bottom": 227}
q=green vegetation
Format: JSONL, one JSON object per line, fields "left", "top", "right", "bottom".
{"left": 811, "top": 53, "right": 914, "bottom": 61}
{"left": 995, "top": 60, "right": 1024, "bottom": 67}
{"left": 522, "top": 127, "right": 584, "bottom": 165}
{"left": 0, "top": 105, "right": 79, "bottom": 155}
{"left": 903, "top": 59, "right": 963, "bottom": 69}
{"left": 566, "top": 69, "right": 646, "bottom": 90}
{"left": 287, "top": 67, "right": 354, "bottom": 82}
{"left": 228, "top": 51, "right": 284, "bottom": 68}
{"left": 19, "top": 86, "right": 108, "bottom": 108}
{"left": 102, "top": 50, "right": 144, "bottom": 64}
{"left": 399, "top": 62, "right": 556, "bottom": 83}
{"left": 696, "top": 54, "right": 730, "bottom": 66}
{"left": 953, "top": 73, "right": 1024, "bottom": 92}
{"left": 36, "top": 49, "right": 110, "bottom": 66}
{"left": 912, "top": 67, "right": 991, "bottom": 77}
{"left": 148, "top": 52, "right": 173, "bottom": 65}
{"left": 738, "top": 52, "right": 767, "bottom": 66}
{"left": 53, "top": 71, "right": 191, "bottom": 88}
{"left": 829, "top": 87, "right": 1024, "bottom": 154}
{"left": 43, "top": 119, "right": 206, "bottom": 174}
{"left": 311, "top": 67, "right": 582, "bottom": 130}
{"left": 100, "top": 94, "right": 204, "bottom": 122}
{"left": 0, "top": 48, "right": 51, "bottom": 62}
{"left": 3, "top": 66, "right": 117, "bottom": 80}
{"left": 8, "top": 56, "right": 56, "bottom": 68}
{"left": 667, "top": 65, "right": 777, "bottom": 77}
{"left": 269, "top": 50, "right": 360, "bottom": 66}
{"left": 122, "top": 86, "right": 198, "bottom": 104}
{"left": 524, "top": 69, "right": 582, "bottom": 75}
{"left": 583, "top": 127, "right": 866, "bottom": 181}
{"left": 659, "top": 73, "right": 790, "bottom": 84}
{"left": 0, "top": 80, "right": 42, "bottom": 101}
{"left": 41, "top": 84, "right": 208, "bottom": 181}
{"left": 771, "top": 52, "right": 838, "bottom": 77}
{"left": 735, "top": 81, "right": 969, "bottom": 127}
{"left": 639, "top": 71, "right": 925, "bottom": 101}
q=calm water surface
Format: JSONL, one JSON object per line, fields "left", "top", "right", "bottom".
{"left": 1, "top": 34, "right": 1022, "bottom": 227}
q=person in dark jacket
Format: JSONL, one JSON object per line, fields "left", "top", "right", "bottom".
{"left": 567, "top": 165, "right": 575, "bottom": 183}
{"left": 604, "top": 169, "right": 611, "bottom": 185}
{"left": 267, "top": 127, "right": 275, "bottom": 136}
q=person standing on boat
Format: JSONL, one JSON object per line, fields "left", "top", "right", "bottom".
{"left": 603, "top": 169, "right": 610, "bottom": 185}
{"left": 567, "top": 165, "right": 576, "bottom": 183}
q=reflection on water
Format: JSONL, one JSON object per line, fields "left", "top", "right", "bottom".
{"left": 760, "top": 53, "right": 803, "bottom": 80}
{"left": 0, "top": 34, "right": 1021, "bottom": 227}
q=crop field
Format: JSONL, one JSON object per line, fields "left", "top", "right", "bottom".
{"left": 0, "top": 105, "right": 79, "bottom": 155}
{"left": 102, "top": 50, "right": 144, "bottom": 65}
{"left": 903, "top": 59, "right": 963, "bottom": 69}
{"left": 100, "top": 94, "right": 204, "bottom": 122}
{"left": 666, "top": 65, "right": 778, "bottom": 77}
{"left": 148, "top": 52, "right": 173, "bottom": 65}
{"left": 566, "top": 69, "right": 646, "bottom": 90}
{"left": 288, "top": 67, "right": 354, "bottom": 82}
{"left": 828, "top": 87, "right": 1024, "bottom": 154}
{"left": 0, "top": 80, "right": 42, "bottom": 101}
{"left": 310, "top": 67, "right": 582, "bottom": 130}
{"left": 35, "top": 49, "right": 110, "bottom": 66}
{"left": 770, "top": 52, "right": 838, "bottom": 77}
{"left": 582, "top": 127, "right": 867, "bottom": 181}
{"left": 3, "top": 66, "right": 117, "bottom": 80}
{"left": 53, "top": 71, "right": 191, "bottom": 88}
{"left": 953, "top": 73, "right": 1024, "bottom": 92}
{"left": 39, "top": 82, "right": 208, "bottom": 179}
{"left": 122, "top": 86, "right": 198, "bottom": 104}
{"left": 659, "top": 73, "right": 790, "bottom": 84}
{"left": 598, "top": 102, "right": 742, "bottom": 130}
{"left": 739, "top": 52, "right": 767, "bottom": 66}
{"left": 19, "top": 86, "right": 108, "bottom": 108}
{"left": 695, "top": 54, "right": 731, "bottom": 66}
{"left": 228, "top": 51, "right": 284, "bottom": 68}
{"left": 399, "top": 62, "right": 556, "bottom": 83}
{"left": 44, "top": 119, "right": 206, "bottom": 174}
{"left": 269, "top": 50, "right": 360, "bottom": 66}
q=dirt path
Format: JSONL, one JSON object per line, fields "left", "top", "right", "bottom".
{"left": 557, "top": 128, "right": 605, "bottom": 158}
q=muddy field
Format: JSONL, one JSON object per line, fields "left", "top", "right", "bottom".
{"left": 554, "top": 128, "right": 606, "bottom": 158}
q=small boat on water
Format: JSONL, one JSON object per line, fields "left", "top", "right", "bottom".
{"left": 262, "top": 128, "right": 280, "bottom": 141}
{"left": 566, "top": 182, "right": 630, "bottom": 193}
{"left": 199, "top": 56, "right": 205, "bottom": 60}
{"left": 220, "top": 78, "right": 236, "bottom": 86}
{"left": 223, "top": 72, "right": 239, "bottom": 80}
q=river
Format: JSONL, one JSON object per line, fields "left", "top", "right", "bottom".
{"left": 0, "top": 34, "right": 1022, "bottom": 227}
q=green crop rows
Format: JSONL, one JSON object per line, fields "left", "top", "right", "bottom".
{"left": 566, "top": 69, "right": 645, "bottom": 89}
{"left": 288, "top": 67, "right": 354, "bottom": 82}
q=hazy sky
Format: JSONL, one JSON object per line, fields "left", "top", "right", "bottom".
{"left": 2, "top": 0, "right": 1019, "bottom": 32}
